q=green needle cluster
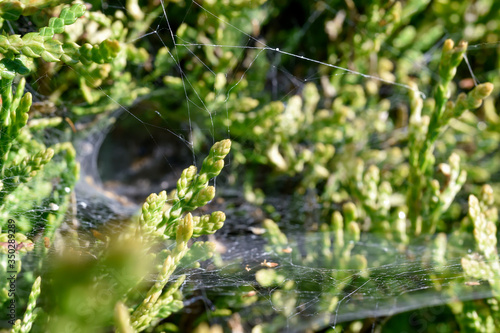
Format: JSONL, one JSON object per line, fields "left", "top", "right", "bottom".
{"left": 11, "top": 276, "right": 41, "bottom": 333}
{"left": 0, "top": 1, "right": 70, "bottom": 20}
{"left": 125, "top": 140, "right": 231, "bottom": 331}
{"left": 159, "top": 139, "right": 231, "bottom": 236}
{"left": 138, "top": 140, "right": 231, "bottom": 242}
{"left": 462, "top": 188, "right": 500, "bottom": 296}
{"left": 0, "top": 148, "right": 54, "bottom": 207}
{"left": 407, "top": 39, "right": 494, "bottom": 235}
{"left": 0, "top": 3, "right": 122, "bottom": 325}
{"left": 0, "top": 4, "right": 119, "bottom": 66}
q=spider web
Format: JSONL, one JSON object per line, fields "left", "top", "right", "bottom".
{"left": 10, "top": 0, "right": 500, "bottom": 331}
{"left": 180, "top": 229, "right": 492, "bottom": 332}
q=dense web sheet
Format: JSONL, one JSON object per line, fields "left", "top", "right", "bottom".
{"left": 18, "top": 0, "right": 500, "bottom": 331}
{"left": 181, "top": 229, "right": 493, "bottom": 331}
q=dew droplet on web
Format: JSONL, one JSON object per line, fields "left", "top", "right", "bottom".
{"left": 49, "top": 203, "right": 59, "bottom": 211}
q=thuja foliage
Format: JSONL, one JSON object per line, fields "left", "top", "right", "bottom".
{"left": 0, "top": 3, "right": 230, "bottom": 332}
{"left": 204, "top": 3, "right": 496, "bottom": 333}
{"left": 213, "top": 42, "right": 496, "bottom": 331}
{"left": 145, "top": 1, "right": 498, "bottom": 332}
{"left": 0, "top": 4, "right": 117, "bottom": 323}
{"left": 37, "top": 139, "right": 230, "bottom": 332}
{"left": 0, "top": 0, "right": 498, "bottom": 333}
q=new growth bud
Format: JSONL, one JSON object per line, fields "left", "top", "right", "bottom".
{"left": 471, "top": 83, "right": 494, "bottom": 100}
{"left": 212, "top": 139, "right": 232, "bottom": 159}
{"left": 343, "top": 202, "right": 358, "bottom": 224}
{"left": 193, "top": 186, "right": 215, "bottom": 206}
